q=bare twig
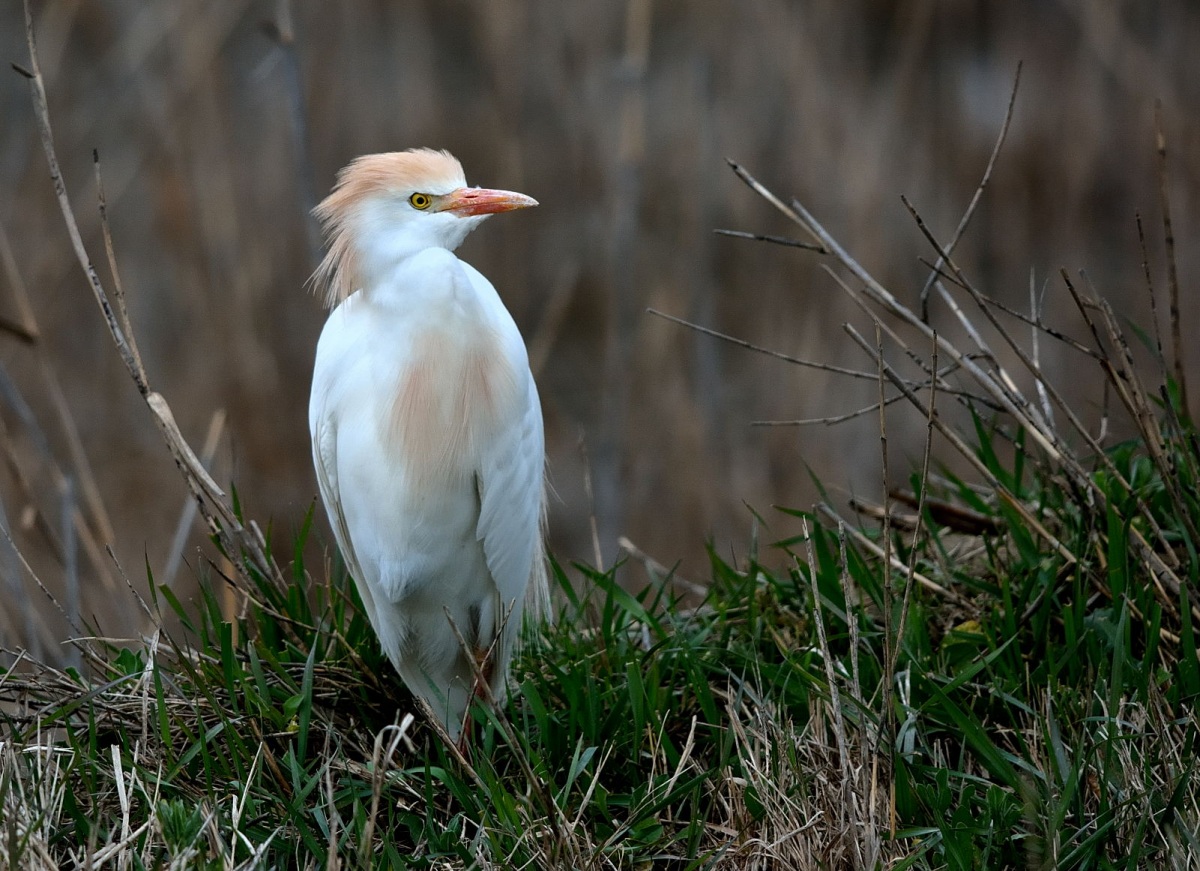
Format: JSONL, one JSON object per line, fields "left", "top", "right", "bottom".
{"left": 820, "top": 264, "right": 1002, "bottom": 412}
{"left": 892, "top": 336, "right": 937, "bottom": 678}
{"left": 919, "top": 62, "right": 1022, "bottom": 321}
{"left": 902, "top": 195, "right": 1062, "bottom": 451}
{"left": 901, "top": 197, "right": 1195, "bottom": 596}
{"left": 1154, "top": 102, "right": 1188, "bottom": 417}
{"left": 19, "top": 12, "right": 145, "bottom": 396}
{"left": 94, "top": 151, "right": 148, "bottom": 391}
{"left": 163, "top": 409, "right": 227, "bottom": 588}
{"left": 713, "top": 228, "right": 825, "bottom": 252}
{"left": 963, "top": 281, "right": 1101, "bottom": 361}
{"left": 21, "top": 0, "right": 286, "bottom": 594}
{"left": 1029, "top": 270, "right": 1055, "bottom": 428}
{"left": 751, "top": 392, "right": 908, "bottom": 427}
{"left": 729, "top": 159, "right": 1064, "bottom": 463}
{"left": 842, "top": 323, "right": 1077, "bottom": 566}
{"left": 725, "top": 160, "right": 828, "bottom": 253}
{"left": 886, "top": 489, "right": 1003, "bottom": 537}
{"left": 1135, "top": 212, "right": 1167, "bottom": 371}
{"left": 1061, "top": 271, "right": 1195, "bottom": 564}
{"left": 649, "top": 308, "right": 880, "bottom": 381}
{"left": 1090, "top": 289, "right": 1199, "bottom": 547}
{"left": 618, "top": 535, "right": 705, "bottom": 597}
{"left": 819, "top": 504, "right": 963, "bottom": 604}
{"left": 874, "top": 322, "right": 896, "bottom": 765}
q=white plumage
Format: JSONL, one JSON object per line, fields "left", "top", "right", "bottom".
{"left": 308, "top": 149, "right": 546, "bottom": 739}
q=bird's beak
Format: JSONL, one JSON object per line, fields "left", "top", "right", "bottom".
{"left": 437, "top": 187, "right": 538, "bottom": 217}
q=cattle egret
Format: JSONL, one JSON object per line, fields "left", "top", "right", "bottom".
{"left": 308, "top": 149, "right": 547, "bottom": 740}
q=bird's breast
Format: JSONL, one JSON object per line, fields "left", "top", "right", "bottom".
{"left": 386, "top": 325, "right": 522, "bottom": 484}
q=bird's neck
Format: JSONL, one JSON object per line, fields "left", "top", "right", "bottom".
{"left": 356, "top": 247, "right": 488, "bottom": 328}
{"left": 353, "top": 203, "right": 482, "bottom": 294}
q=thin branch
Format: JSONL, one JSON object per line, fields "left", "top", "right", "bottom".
{"left": 887, "top": 489, "right": 1004, "bottom": 537}
{"left": 778, "top": 168, "right": 1060, "bottom": 455}
{"left": 21, "top": 0, "right": 285, "bottom": 594}
{"left": 957, "top": 279, "right": 1101, "bottom": 361}
{"left": 919, "top": 62, "right": 1022, "bottom": 321}
{"left": 163, "top": 409, "right": 227, "bottom": 588}
{"left": 1029, "top": 270, "right": 1055, "bottom": 428}
{"left": 1062, "top": 270, "right": 1192, "bottom": 563}
{"left": 896, "top": 334, "right": 938, "bottom": 645}
{"left": 1154, "top": 102, "right": 1188, "bottom": 417}
{"left": 1135, "top": 212, "right": 1167, "bottom": 370}
{"left": 842, "top": 322, "right": 1077, "bottom": 566}
{"left": 820, "top": 265, "right": 1003, "bottom": 412}
{"left": 875, "top": 320, "right": 896, "bottom": 768}
{"left": 648, "top": 308, "right": 880, "bottom": 381}
{"left": 816, "top": 504, "right": 963, "bottom": 603}
{"left": 725, "top": 160, "right": 828, "bottom": 252}
{"left": 903, "top": 195, "right": 1063, "bottom": 446}
{"left": 713, "top": 228, "right": 825, "bottom": 252}
{"left": 751, "top": 391, "right": 907, "bottom": 427}
{"left": 21, "top": 5, "right": 145, "bottom": 396}
{"left": 916, "top": 257, "right": 968, "bottom": 291}
{"left": 930, "top": 277, "right": 993, "bottom": 363}
{"left": 94, "top": 150, "right": 148, "bottom": 391}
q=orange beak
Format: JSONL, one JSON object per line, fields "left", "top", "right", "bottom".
{"left": 437, "top": 187, "right": 538, "bottom": 217}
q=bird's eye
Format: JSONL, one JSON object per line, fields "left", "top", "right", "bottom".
{"left": 408, "top": 193, "right": 433, "bottom": 210}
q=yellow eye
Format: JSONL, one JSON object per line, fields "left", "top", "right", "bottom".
{"left": 408, "top": 193, "right": 432, "bottom": 210}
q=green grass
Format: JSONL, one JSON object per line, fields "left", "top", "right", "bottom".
{"left": 3, "top": 378, "right": 1199, "bottom": 868}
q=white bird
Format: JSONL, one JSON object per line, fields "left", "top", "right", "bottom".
{"left": 308, "top": 149, "right": 547, "bottom": 740}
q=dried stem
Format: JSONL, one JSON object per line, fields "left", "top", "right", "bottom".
{"left": 919, "top": 62, "right": 1022, "bottom": 321}
{"left": 20, "top": 0, "right": 286, "bottom": 599}
{"left": 1154, "top": 102, "right": 1188, "bottom": 417}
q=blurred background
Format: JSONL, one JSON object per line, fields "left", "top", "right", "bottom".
{"left": 0, "top": 1, "right": 1197, "bottom": 663}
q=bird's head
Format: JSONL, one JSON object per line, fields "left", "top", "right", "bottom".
{"left": 311, "top": 149, "right": 537, "bottom": 307}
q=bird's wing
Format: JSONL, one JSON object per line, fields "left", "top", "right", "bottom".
{"left": 311, "top": 410, "right": 367, "bottom": 590}
{"left": 475, "top": 374, "right": 547, "bottom": 629}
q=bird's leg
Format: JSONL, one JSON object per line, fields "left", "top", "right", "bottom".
{"left": 455, "top": 715, "right": 473, "bottom": 761}
{"left": 454, "top": 644, "right": 498, "bottom": 757}
{"left": 471, "top": 644, "right": 498, "bottom": 700}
